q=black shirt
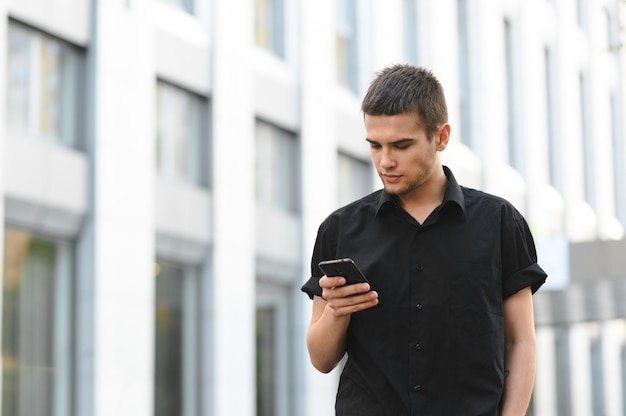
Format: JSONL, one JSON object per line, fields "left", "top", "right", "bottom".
{"left": 301, "top": 166, "right": 547, "bottom": 416}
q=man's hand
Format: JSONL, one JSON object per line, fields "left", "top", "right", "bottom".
{"left": 319, "top": 275, "right": 379, "bottom": 316}
{"left": 306, "top": 275, "right": 379, "bottom": 373}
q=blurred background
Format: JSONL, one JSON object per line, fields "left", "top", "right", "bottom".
{"left": 0, "top": 0, "right": 625, "bottom": 415}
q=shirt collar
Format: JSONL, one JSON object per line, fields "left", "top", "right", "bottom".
{"left": 375, "top": 165, "right": 467, "bottom": 219}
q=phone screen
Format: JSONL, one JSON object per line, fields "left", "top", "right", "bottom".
{"left": 318, "top": 258, "right": 370, "bottom": 286}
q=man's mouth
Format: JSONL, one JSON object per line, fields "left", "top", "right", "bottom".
{"left": 382, "top": 174, "right": 401, "bottom": 183}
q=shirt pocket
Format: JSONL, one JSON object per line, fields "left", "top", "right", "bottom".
{"left": 448, "top": 263, "right": 503, "bottom": 336}
{"left": 452, "top": 307, "right": 503, "bottom": 336}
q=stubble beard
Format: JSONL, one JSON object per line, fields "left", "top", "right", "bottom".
{"left": 381, "top": 159, "right": 437, "bottom": 197}
{"left": 382, "top": 177, "right": 421, "bottom": 197}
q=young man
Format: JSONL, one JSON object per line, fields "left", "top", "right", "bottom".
{"left": 301, "top": 64, "right": 547, "bottom": 415}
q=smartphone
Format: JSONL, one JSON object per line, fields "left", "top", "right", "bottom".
{"left": 318, "top": 258, "right": 370, "bottom": 286}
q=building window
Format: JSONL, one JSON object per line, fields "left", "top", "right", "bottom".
{"left": 579, "top": 73, "right": 596, "bottom": 208}
{"left": 621, "top": 342, "right": 626, "bottom": 414}
{"left": 611, "top": 92, "right": 626, "bottom": 227}
{"left": 154, "top": 261, "right": 200, "bottom": 416}
{"left": 2, "top": 228, "right": 73, "bottom": 416}
{"left": 504, "top": 19, "right": 523, "bottom": 174}
{"left": 255, "top": 120, "right": 299, "bottom": 213}
{"left": 576, "top": 0, "right": 587, "bottom": 30}
{"left": 608, "top": 7, "right": 621, "bottom": 56}
{"left": 336, "top": 0, "right": 358, "bottom": 93}
{"left": 7, "top": 21, "right": 84, "bottom": 148}
{"left": 545, "top": 47, "right": 561, "bottom": 191}
{"left": 457, "top": 0, "right": 472, "bottom": 148}
{"left": 255, "top": 0, "right": 285, "bottom": 58}
{"left": 256, "top": 306, "right": 276, "bottom": 416}
{"left": 160, "top": 0, "right": 193, "bottom": 14}
{"left": 555, "top": 327, "right": 572, "bottom": 416}
{"left": 337, "top": 152, "right": 372, "bottom": 207}
{"left": 155, "top": 80, "right": 208, "bottom": 187}
{"left": 590, "top": 332, "right": 606, "bottom": 416}
{"left": 256, "top": 283, "right": 291, "bottom": 416}
{"left": 403, "top": 0, "right": 418, "bottom": 64}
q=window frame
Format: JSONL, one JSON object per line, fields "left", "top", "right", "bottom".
{"left": 337, "top": 151, "right": 373, "bottom": 208}
{"left": 2, "top": 227, "right": 75, "bottom": 416}
{"left": 154, "top": 260, "right": 201, "bottom": 416}
{"left": 155, "top": 79, "right": 209, "bottom": 187}
{"left": 255, "top": 0, "right": 285, "bottom": 58}
{"left": 6, "top": 20, "right": 85, "bottom": 149}
{"left": 336, "top": 0, "right": 359, "bottom": 93}
{"left": 255, "top": 119, "right": 300, "bottom": 214}
{"left": 255, "top": 282, "right": 291, "bottom": 416}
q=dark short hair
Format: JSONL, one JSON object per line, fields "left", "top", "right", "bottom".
{"left": 361, "top": 64, "right": 448, "bottom": 139}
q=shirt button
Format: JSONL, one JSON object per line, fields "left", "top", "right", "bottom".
{"left": 418, "top": 265, "right": 424, "bottom": 271}
{"left": 414, "top": 384, "right": 421, "bottom": 391}
{"left": 416, "top": 303, "right": 423, "bottom": 310}
{"left": 414, "top": 343, "right": 421, "bottom": 350}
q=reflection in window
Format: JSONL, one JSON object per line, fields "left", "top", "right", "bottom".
{"left": 256, "top": 307, "right": 276, "bottom": 416}
{"left": 457, "top": 0, "right": 472, "bottom": 148}
{"left": 608, "top": 8, "right": 620, "bottom": 56}
{"left": 621, "top": 342, "right": 626, "bottom": 414}
{"left": 545, "top": 47, "right": 561, "bottom": 191}
{"left": 336, "top": 0, "right": 358, "bottom": 93}
{"left": 256, "top": 282, "right": 291, "bottom": 416}
{"left": 156, "top": 81, "right": 208, "bottom": 187}
{"left": 590, "top": 332, "right": 606, "bottom": 416}
{"left": 7, "top": 21, "right": 84, "bottom": 148}
{"left": 154, "top": 262, "right": 199, "bottom": 416}
{"left": 579, "top": 73, "right": 596, "bottom": 208}
{"left": 611, "top": 92, "right": 626, "bottom": 227}
{"left": 504, "top": 19, "right": 523, "bottom": 174}
{"left": 255, "top": 120, "right": 299, "bottom": 213}
{"left": 337, "top": 152, "right": 372, "bottom": 207}
{"left": 2, "top": 228, "right": 73, "bottom": 416}
{"left": 403, "top": 0, "right": 417, "bottom": 64}
{"left": 575, "top": 0, "right": 587, "bottom": 30}
{"left": 255, "top": 0, "right": 284, "bottom": 58}
{"left": 555, "top": 327, "right": 572, "bottom": 416}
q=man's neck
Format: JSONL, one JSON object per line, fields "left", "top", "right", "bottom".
{"left": 397, "top": 167, "right": 447, "bottom": 224}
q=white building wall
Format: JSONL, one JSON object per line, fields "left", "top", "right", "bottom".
{"left": 589, "top": 0, "right": 624, "bottom": 240}
{"left": 558, "top": 1, "right": 599, "bottom": 241}
{"left": 6, "top": 0, "right": 90, "bottom": 46}
{"left": 151, "top": 2, "right": 212, "bottom": 95}
{"left": 0, "top": 0, "right": 625, "bottom": 415}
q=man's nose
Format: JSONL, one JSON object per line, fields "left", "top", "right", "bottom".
{"left": 380, "top": 150, "right": 396, "bottom": 169}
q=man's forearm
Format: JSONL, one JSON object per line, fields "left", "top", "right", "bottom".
{"left": 500, "top": 339, "right": 536, "bottom": 415}
{"left": 306, "top": 298, "right": 350, "bottom": 373}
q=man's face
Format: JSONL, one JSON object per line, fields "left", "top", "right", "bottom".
{"left": 365, "top": 111, "right": 446, "bottom": 198}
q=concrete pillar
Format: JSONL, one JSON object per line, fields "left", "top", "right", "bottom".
{"left": 86, "top": 1, "right": 156, "bottom": 415}
{"left": 299, "top": 0, "right": 343, "bottom": 415}
{"left": 473, "top": 0, "right": 510, "bottom": 195}
{"left": 569, "top": 323, "right": 593, "bottom": 416}
{"left": 601, "top": 320, "right": 625, "bottom": 416}
{"left": 534, "top": 327, "right": 558, "bottom": 415}
{"left": 210, "top": 0, "right": 256, "bottom": 414}
{"left": 0, "top": 3, "right": 7, "bottom": 411}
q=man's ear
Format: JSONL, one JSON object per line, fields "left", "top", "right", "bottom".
{"left": 436, "top": 124, "right": 451, "bottom": 151}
